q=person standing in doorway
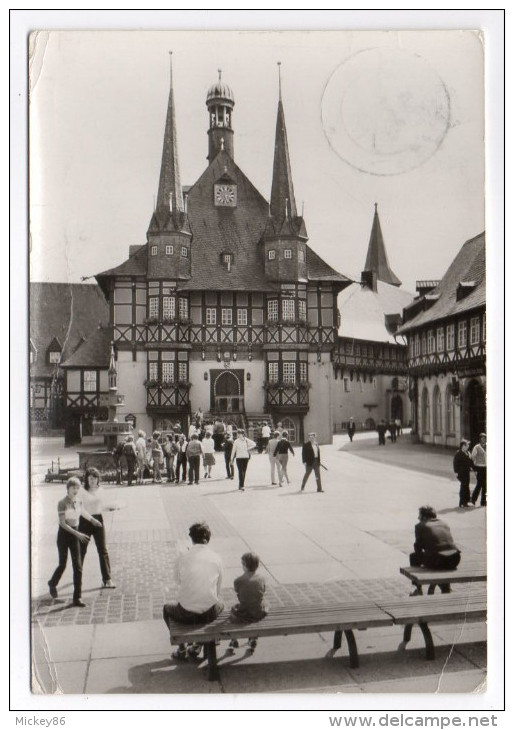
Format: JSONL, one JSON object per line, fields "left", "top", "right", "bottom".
{"left": 453, "top": 439, "right": 473, "bottom": 508}
{"left": 300, "top": 432, "right": 323, "bottom": 493}
{"left": 471, "top": 433, "right": 487, "bottom": 506}
{"left": 266, "top": 430, "right": 281, "bottom": 485}
{"left": 347, "top": 418, "right": 356, "bottom": 442}
{"left": 230, "top": 430, "right": 256, "bottom": 491}
{"left": 273, "top": 430, "right": 294, "bottom": 486}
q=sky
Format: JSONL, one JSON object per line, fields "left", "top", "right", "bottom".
{"left": 29, "top": 29, "right": 485, "bottom": 293}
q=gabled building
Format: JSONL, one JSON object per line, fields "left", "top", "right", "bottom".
{"left": 29, "top": 283, "right": 109, "bottom": 433}
{"left": 332, "top": 205, "right": 413, "bottom": 431}
{"left": 397, "top": 232, "right": 486, "bottom": 447}
{"left": 94, "top": 65, "right": 351, "bottom": 444}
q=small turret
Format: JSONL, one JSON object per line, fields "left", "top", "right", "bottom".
{"left": 206, "top": 70, "right": 235, "bottom": 163}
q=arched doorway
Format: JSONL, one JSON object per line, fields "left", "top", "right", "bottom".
{"left": 390, "top": 394, "right": 403, "bottom": 424}
{"left": 463, "top": 379, "right": 486, "bottom": 445}
{"left": 212, "top": 370, "right": 244, "bottom": 413}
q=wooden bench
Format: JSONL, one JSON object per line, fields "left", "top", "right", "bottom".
{"left": 166, "top": 601, "right": 394, "bottom": 681}
{"left": 400, "top": 563, "right": 487, "bottom": 594}
{"left": 380, "top": 591, "right": 487, "bottom": 660}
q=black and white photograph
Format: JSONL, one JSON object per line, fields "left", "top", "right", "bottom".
{"left": 11, "top": 9, "right": 504, "bottom": 718}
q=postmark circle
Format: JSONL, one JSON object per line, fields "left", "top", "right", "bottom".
{"left": 321, "top": 47, "right": 451, "bottom": 176}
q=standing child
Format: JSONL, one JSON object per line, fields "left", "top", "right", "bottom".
{"left": 228, "top": 552, "right": 268, "bottom": 654}
{"left": 48, "top": 477, "right": 102, "bottom": 607}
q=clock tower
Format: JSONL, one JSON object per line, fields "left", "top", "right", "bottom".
{"left": 206, "top": 71, "right": 235, "bottom": 163}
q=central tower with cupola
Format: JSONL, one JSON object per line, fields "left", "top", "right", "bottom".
{"left": 206, "top": 70, "right": 235, "bottom": 163}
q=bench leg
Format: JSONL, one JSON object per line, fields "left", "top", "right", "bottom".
{"left": 344, "top": 630, "right": 359, "bottom": 669}
{"left": 419, "top": 622, "right": 435, "bottom": 660}
{"left": 403, "top": 624, "right": 413, "bottom": 645}
{"left": 205, "top": 641, "right": 220, "bottom": 682}
{"left": 333, "top": 630, "right": 342, "bottom": 650}
{"left": 427, "top": 584, "right": 436, "bottom": 595}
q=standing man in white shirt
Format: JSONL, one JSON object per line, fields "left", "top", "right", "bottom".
{"left": 300, "top": 432, "right": 324, "bottom": 493}
{"left": 163, "top": 522, "right": 224, "bottom": 660}
{"left": 471, "top": 433, "right": 487, "bottom": 507}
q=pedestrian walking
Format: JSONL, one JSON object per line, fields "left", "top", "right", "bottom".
{"left": 228, "top": 552, "right": 268, "bottom": 655}
{"left": 48, "top": 477, "right": 102, "bottom": 607}
{"left": 163, "top": 522, "right": 224, "bottom": 661}
{"left": 261, "top": 422, "right": 271, "bottom": 453}
{"left": 409, "top": 505, "right": 461, "bottom": 595}
{"left": 300, "top": 432, "right": 323, "bottom": 493}
{"left": 222, "top": 433, "right": 235, "bottom": 480}
{"left": 471, "top": 433, "right": 487, "bottom": 506}
{"left": 163, "top": 434, "right": 177, "bottom": 483}
{"left": 266, "top": 430, "right": 281, "bottom": 485}
{"left": 186, "top": 433, "right": 203, "bottom": 485}
{"left": 347, "top": 418, "right": 356, "bottom": 442}
{"left": 453, "top": 439, "right": 473, "bottom": 508}
{"left": 135, "top": 430, "right": 147, "bottom": 484}
{"left": 175, "top": 434, "right": 188, "bottom": 483}
{"left": 273, "top": 430, "right": 294, "bottom": 486}
{"left": 202, "top": 431, "right": 216, "bottom": 478}
{"left": 151, "top": 432, "right": 164, "bottom": 483}
{"left": 79, "top": 467, "right": 118, "bottom": 589}
{"left": 122, "top": 434, "right": 138, "bottom": 485}
{"left": 230, "top": 430, "right": 257, "bottom": 491}
{"left": 387, "top": 420, "right": 397, "bottom": 443}
{"left": 377, "top": 420, "right": 387, "bottom": 445}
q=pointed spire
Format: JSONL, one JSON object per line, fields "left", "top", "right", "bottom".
{"left": 156, "top": 52, "right": 184, "bottom": 215}
{"left": 270, "top": 63, "right": 297, "bottom": 220}
{"left": 364, "top": 204, "right": 402, "bottom": 287}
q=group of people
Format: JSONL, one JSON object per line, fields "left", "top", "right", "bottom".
{"left": 453, "top": 432, "right": 487, "bottom": 508}
{"left": 376, "top": 418, "right": 403, "bottom": 445}
{"left": 110, "top": 419, "right": 326, "bottom": 494}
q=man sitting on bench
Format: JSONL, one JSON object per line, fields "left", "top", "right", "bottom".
{"left": 163, "top": 521, "right": 224, "bottom": 660}
{"left": 409, "top": 505, "right": 461, "bottom": 595}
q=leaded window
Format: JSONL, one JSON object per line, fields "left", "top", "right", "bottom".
{"left": 163, "top": 296, "right": 175, "bottom": 319}
{"left": 149, "top": 297, "right": 159, "bottom": 318}
{"left": 427, "top": 330, "right": 435, "bottom": 354}
{"left": 470, "top": 316, "right": 480, "bottom": 345}
{"left": 284, "top": 249, "right": 292, "bottom": 259}
{"left": 165, "top": 245, "right": 173, "bottom": 255}
{"left": 282, "top": 362, "right": 296, "bottom": 384}
{"left": 457, "top": 320, "right": 467, "bottom": 348}
{"left": 178, "top": 297, "right": 188, "bottom": 319}
{"left": 84, "top": 370, "right": 97, "bottom": 393}
{"left": 298, "top": 299, "right": 306, "bottom": 321}
{"left": 299, "top": 361, "right": 308, "bottom": 382}
{"left": 162, "top": 362, "right": 174, "bottom": 382}
{"left": 267, "top": 299, "right": 278, "bottom": 321}
{"left": 206, "top": 308, "right": 216, "bottom": 325}
{"left": 446, "top": 324, "right": 455, "bottom": 351}
{"left": 178, "top": 362, "right": 188, "bottom": 382}
{"left": 268, "top": 362, "right": 279, "bottom": 383}
{"left": 237, "top": 308, "right": 247, "bottom": 326}
{"left": 282, "top": 299, "right": 295, "bottom": 321}
{"left": 222, "top": 308, "right": 233, "bottom": 325}
{"left": 437, "top": 327, "right": 445, "bottom": 352}
{"left": 149, "top": 362, "right": 158, "bottom": 381}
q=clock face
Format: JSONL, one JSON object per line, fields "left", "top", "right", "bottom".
{"left": 214, "top": 184, "right": 237, "bottom": 207}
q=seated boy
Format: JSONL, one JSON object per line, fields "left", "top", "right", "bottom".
{"left": 228, "top": 552, "right": 268, "bottom": 654}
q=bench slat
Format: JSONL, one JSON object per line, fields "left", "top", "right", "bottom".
{"left": 400, "top": 566, "right": 487, "bottom": 586}
{"left": 380, "top": 593, "right": 487, "bottom": 625}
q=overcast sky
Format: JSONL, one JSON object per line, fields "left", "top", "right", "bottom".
{"left": 29, "top": 29, "right": 485, "bottom": 293}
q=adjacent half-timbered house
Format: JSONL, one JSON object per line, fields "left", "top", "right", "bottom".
{"left": 397, "top": 232, "right": 486, "bottom": 447}
{"left": 29, "top": 283, "right": 109, "bottom": 434}
{"left": 332, "top": 205, "right": 413, "bottom": 432}
{"left": 94, "top": 67, "right": 352, "bottom": 444}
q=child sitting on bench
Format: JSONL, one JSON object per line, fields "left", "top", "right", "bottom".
{"left": 228, "top": 552, "right": 268, "bottom": 654}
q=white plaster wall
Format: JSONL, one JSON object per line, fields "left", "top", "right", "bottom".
{"left": 304, "top": 355, "right": 332, "bottom": 445}
{"left": 331, "top": 372, "right": 392, "bottom": 431}
{"left": 417, "top": 373, "right": 462, "bottom": 449}
{"left": 67, "top": 370, "right": 80, "bottom": 391}
{"left": 117, "top": 351, "right": 151, "bottom": 434}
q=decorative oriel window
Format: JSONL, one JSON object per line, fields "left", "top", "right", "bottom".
{"left": 268, "top": 250, "right": 276, "bottom": 260}
{"left": 282, "top": 362, "right": 296, "bottom": 384}
{"left": 163, "top": 296, "right": 176, "bottom": 319}
{"left": 267, "top": 299, "right": 279, "bottom": 321}
{"left": 165, "top": 245, "right": 174, "bottom": 255}
{"left": 268, "top": 362, "right": 279, "bottom": 383}
{"left": 162, "top": 362, "right": 174, "bottom": 381}
{"left": 282, "top": 299, "right": 295, "bottom": 321}
{"left": 284, "top": 249, "right": 292, "bottom": 259}
{"left": 178, "top": 297, "right": 189, "bottom": 319}
{"left": 151, "top": 245, "right": 158, "bottom": 256}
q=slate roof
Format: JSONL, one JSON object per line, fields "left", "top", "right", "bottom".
{"left": 338, "top": 280, "right": 415, "bottom": 344}
{"left": 30, "top": 283, "right": 109, "bottom": 378}
{"left": 96, "top": 149, "right": 350, "bottom": 292}
{"left": 61, "top": 326, "right": 112, "bottom": 369}
{"left": 398, "top": 232, "right": 486, "bottom": 333}
{"left": 364, "top": 205, "right": 402, "bottom": 287}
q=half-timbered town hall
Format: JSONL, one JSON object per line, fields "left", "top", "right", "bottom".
{"left": 93, "top": 68, "right": 352, "bottom": 444}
